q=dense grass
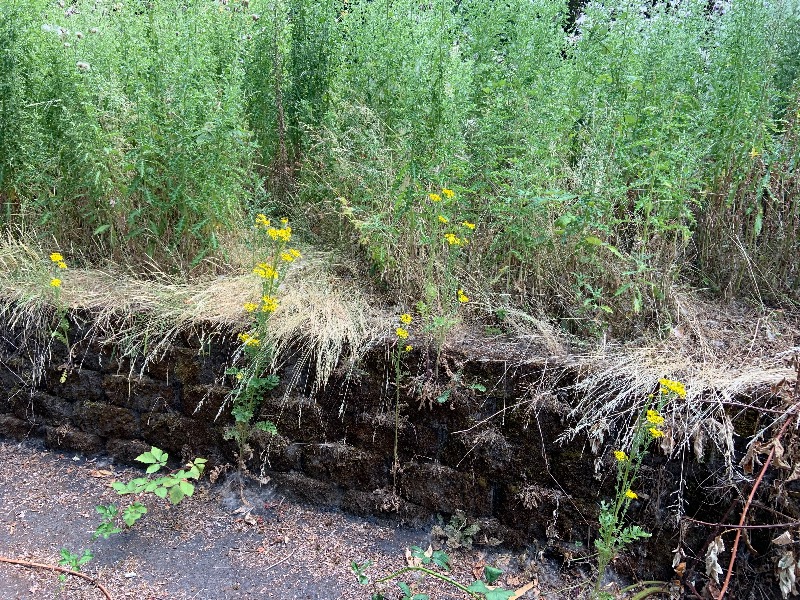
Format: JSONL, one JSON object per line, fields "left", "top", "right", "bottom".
{"left": 1, "top": 0, "right": 798, "bottom": 334}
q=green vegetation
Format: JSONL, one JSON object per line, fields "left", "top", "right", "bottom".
{"left": 59, "top": 446, "right": 205, "bottom": 578}
{"left": 1, "top": 0, "right": 798, "bottom": 332}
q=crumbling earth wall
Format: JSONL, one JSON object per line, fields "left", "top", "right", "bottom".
{"left": 0, "top": 311, "right": 790, "bottom": 590}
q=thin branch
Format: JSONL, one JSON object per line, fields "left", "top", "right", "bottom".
{"left": 0, "top": 556, "right": 113, "bottom": 600}
{"left": 683, "top": 516, "right": 800, "bottom": 530}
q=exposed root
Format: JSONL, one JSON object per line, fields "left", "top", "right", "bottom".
{"left": 0, "top": 555, "right": 113, "bottom": 599}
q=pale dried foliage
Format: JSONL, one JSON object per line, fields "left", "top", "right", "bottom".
{"left": 0, "top": 234, "right": 382, "bottom": 391}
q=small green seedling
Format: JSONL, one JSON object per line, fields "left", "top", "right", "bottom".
{"left": 57, "top": 548, "right": 93, "bottom": 581}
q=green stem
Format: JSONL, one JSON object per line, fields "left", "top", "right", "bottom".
{"left": 393, "top": 346, "right": 401, "bottom": 493}
{"left": 374, "top": 566, "right": 480, "bottom": 597}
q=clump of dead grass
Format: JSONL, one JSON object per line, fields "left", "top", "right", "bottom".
{"left": 0, "top": 234, "right": 383, "bottom": 392}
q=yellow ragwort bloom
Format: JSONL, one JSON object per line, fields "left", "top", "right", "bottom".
{"left": 50, "top": 252, "right": 64, "bottom": 263}
{"left": 235, "top": 371, "right": 244, "bottom": 381}
{"left": 625, "top": 489, "right": 638, "bottom": 500}
{"left": 261, "top": 295, "right": 279, "bottom": 313}
{"left": 457, "top": 289, "right": 469, "bottom": 303}
{"left": 444, "top": 233, "right": 462, "bottom": 246}
{"left": 267, "top": 226, "right": 292, "bottom": 242}
{"left": 253, "top": 263, "right": 278, "bottom": 279}
{"left": 400, "top": 313, "right": 412, "bottom": 325}
{"left": 461, "top": 221, "right": 476, "bottom": 230}
{"left": 56, "top": 261, "right": 67, "bottom": 269}
{"left": 280, "top": 252, "right": 295, "bottom": 263}
{"left": 255, "top": 214, "right": 270, "bottom": 229}
{"left": 438, "top": 215, "right": 449, "bottom": 224}
{"left": 280, "top": 217, "right": 289, "bottom": 225}
{"left": 429, "top": 193, "right": 442, "bottom": 202}
{"left": 646, "top": 409, "right": 665, "bottom": 425}
{"left": 749, "top": 147, "right": 761, "bottom": 158}
{"left": 649, "top": 427, "right": 665, "bottom": 438}
{"left": 396, "top": 327, "right": 409, "bottom": 340}
{"left": 405, "top": 345, "right": 413, "bottom": 352}
{"left": 243, "top": 302, "right": 258, "bottom": 313}
{"left": 238, "top": 333, "right": 260, "bottom": 347}
{"left": 50, "top": 278, "right": 62, "bottom": 288}
{"left": 288, "top": 248, "right": 301, "bottom": 259}
{"left": 658, "top": 378, "right": 686, "bottom": 399}
{"left": 442, "top": 188, "right": 455, "bottom": 199}
{"left": 613, "top": 450, "right": 628, "bottom": 461}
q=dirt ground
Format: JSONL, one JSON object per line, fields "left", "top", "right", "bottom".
{"left": 0, "top": 439, "right": 582, "bottom": 600}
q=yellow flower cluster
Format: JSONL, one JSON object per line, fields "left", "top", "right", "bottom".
{"left": 438, "top": 215, "right": 449, "bottom": 224}
{"left": 255, "top": 214, "right": 270, "bottom": 229}
{"left": 238, "top": 332, "right": 260, "bottom": 347}
{"left": 444, "top": 233, "right": 463, "bottom": 246}
{"left": 50, "top": 278, "right": 62, "bottom": 288}
{"left": 280, "top": 248, "right": 302, "bottom": 263}
{"left": 659, "top": 378, "right": 686, "bottom": 399}
{"left": 429, "top": 193, "right": 442, "bottom": 202}
{"left": 457, "top": 289, "right": 469, "bottom": 303}
{"left": 442, "top": 188, "right": 455, "bottom": 199}
{"left": 50, "top": 252, "right": 68, "bottom": 269}
{"left": 646, "top": 410, "right": 665, "bottom": 425}
{"left": 396, "top": 327, "right": 409, "bottom": 340}
{"left": 625, "top": 489, "right": 638, "bottom": 500}
{"left": 261, "top": 295, "right": 279, "bottom": 313}
{"left": 253, "top": 263, "right": 278, "bottom": 279}
{"left": 649, "top": 427, "right": 665, "bottom": 438}
{"left": 399, "top": 313, "right": 413, "bottom": 325}
{"left": 267, "top": 225, "right": 292, "bottom": 242}
{"left": 405, "top": 344, "right": 413, "bottom": 352}
{"left": 613, "top": 450, "right": 628, "bottom": 461}
{"left": 243, "top": 302, "right": 258, "bottom": 313}
{"left": 461, "top": 221, "right": 476, "bottom": 230}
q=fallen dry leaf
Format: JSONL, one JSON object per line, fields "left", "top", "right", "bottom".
{"left": 88, "top": 469, "right": 113, "bottom": 478}
{"left": 510, "top": 581, "right": 537, "bottom": 599}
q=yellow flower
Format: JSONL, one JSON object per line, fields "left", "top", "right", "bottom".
{"left": 280, "top": 217, "right": 289, "bottom": 225}
{"left": 613, "top": 450, "right": 628, "bottom": 461}
{"left": 50, "top": 278, "right": 62, "bottom": 288}
{"left": 405, "top": 345, "right": 413, "bottom": 352}
{"left": 438, "top": 215, "right": 449, "bottom": 224}
{"left": 461, "top": 221, "right": 476, "bottom": 230}
{"left": 267, "top": 226, "right": 292, "bottom": 242}
{"left": 442, "top": 188, "right": 455, "bottom": 199}
{"left": 658, "top": 378, "right": 686, "bottom": 399}
{"left": 235, "top": 372, "right": 244, "bottom": 381}
{"left": 646, "top": 410, "right": 665, "bottom": 425}
{"left": 50, "top": 252, "right": 64, "bottom": 263}
{"left": 243, "top": 302, "right": 258, "bottom": 313}
{"left": 396, "top": 327, "right": 409, "bottom": 340}
{"left": 280, "top": 252, "right": 295, "bottom": 262}
{"left": 749, "top": 147, "right": 761, "bottom": 158}
{"left": 399, "top": 313, "right": 412, "bottom": 325}
{"left": 56, "top": 261, "right": 68, "bottom": 269}
{"left": 238, "top": 333, "right": 260, "bottom": 347}
{"left": 649, "top": 427, "right": 665, "bottom": 438}
{"left": 444, "top": 233, "right": 462, "bottom": 246}
{"left": 457, "top": 289, "right": 469, "bottom": 303}
{"left": 255, "top": 214, "right": 270, "bottom": 229}
{"left": 625, "top": 489, "right": 638, "bottom": 500}
{"left": 253, "top": 263, "right": 278, "bottom": 279}
{"left": 288, "top": 248, "right": 301, "bottom": 258}
{"left": 261, "top": 295, "right": 279, "bottom": 313}
{"left": 429, "top": 193, "right": 442, "bottom": 202}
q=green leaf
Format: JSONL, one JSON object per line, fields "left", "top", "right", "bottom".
{"left": 153, "top": 487, "right": 168, "bottom": 499}
{"left": 436, "top": 389, "right": 451, "bottom": 404}
{"left": 169, "top": 485, "right": 185, "bottom": 505}
{"left": 484, "top": 565, "right": 503, "bottom": 584}
{"left": 432, "top": 550, "right": 450, "bottom": 571}
{"left": 179, "top": 480, "right": 195, "bottom": 498}
{"left": 145, "top": 463, "right": 161, "bottom": 474}
{"left": 93, "top": 224, "right": 111, "bottom": 236}
{"left": 255, "top": 420, "right": 278, "bottom": 434}
{"left": 397, "top": 581, "right": 412, "bottom": 597}
{"left": 467, "top": 581, "right": 515, "bottom": 600}
{"left": 469, "top": 383, "right": 487, "bottom": 393}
